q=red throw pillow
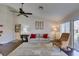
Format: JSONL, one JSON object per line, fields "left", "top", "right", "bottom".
{"left": 30, "top": 34, "right": 36, "bottom": 38}
{"left": 43, "top": 34, "right": 48, "bottom": 38}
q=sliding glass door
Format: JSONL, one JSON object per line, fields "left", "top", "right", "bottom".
{"left": 74, "top": 20, "right": 79, "bottom": 50}
{"left": 60, "top": 19, "right": 79, "bottom": 50}
{"left": 60, "top": 22, "right": 70, "bottom": 33}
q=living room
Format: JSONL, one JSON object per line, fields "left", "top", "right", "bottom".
{"left": 0, "top": 3, "right": 79, "bottom": 56}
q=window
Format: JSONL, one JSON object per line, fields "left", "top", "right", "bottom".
{"left": 60, "top": 22, "right": 70, "bottom": 33}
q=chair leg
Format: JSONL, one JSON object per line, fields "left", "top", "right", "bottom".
{"left": 59, "top": 48, "right": 61, "bottom": 51}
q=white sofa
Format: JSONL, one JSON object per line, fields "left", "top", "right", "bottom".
{"left": 28, "top": 34, "right": 50, "bottom": 43}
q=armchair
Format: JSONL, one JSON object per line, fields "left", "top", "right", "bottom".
{"left": 51, "top": 33, "right": 70, "bottom": 49}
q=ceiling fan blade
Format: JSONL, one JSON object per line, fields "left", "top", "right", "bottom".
{"left": 17, "top": 14, "right": 21, "bottom": 16}
{"left": 19, "top": 8, "right": 25, "bottom": 14}
{"left": 23, "top": 14, "right": 28, "bottom": 17}
{"left": 25, "top": 13, "right": 32, "bottom": 15}
{"left": 9, "top": 9, "right": 19, "bottom": 13}
{"left": 8, "top": 6, "right": 19, "bottom": 13}
{"left": 19, "top": 8, "right": 23, "bottom": 12}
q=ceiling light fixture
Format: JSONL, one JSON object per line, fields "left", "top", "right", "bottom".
{"left": 39, "top": 6, "right": 44, "bottom": 10}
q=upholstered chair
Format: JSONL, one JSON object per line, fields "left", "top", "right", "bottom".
{"left": 51, "top": 33, "right": 70, "bottom": 49}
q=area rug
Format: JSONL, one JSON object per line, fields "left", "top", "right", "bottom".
{"left": 8, "top": 43, "right": 67, "bottom": 56}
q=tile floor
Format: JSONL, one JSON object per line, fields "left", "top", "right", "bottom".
{"left": 0, "top": 40, "right": 79, "bottom": 56}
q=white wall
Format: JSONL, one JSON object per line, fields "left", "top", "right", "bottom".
{"left": 15, "top": 15, "right": 54, "bottom": 38}
{"left": 0, "top": 5, "right": 61, "bottom": 42}
{"left": 0, "top": 5, "right": 15, "bottom": 44}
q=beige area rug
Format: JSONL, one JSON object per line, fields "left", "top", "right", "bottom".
{"left": 8, "top": 43, "right": 67, "bottom": 56}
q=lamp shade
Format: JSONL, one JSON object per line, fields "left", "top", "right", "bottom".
{"left": 52, "top": 25, "right": 59, "bottom": 32}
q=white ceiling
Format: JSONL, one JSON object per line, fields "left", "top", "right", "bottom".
{"left": 2, "top": 3, "right": 79, "bottom": 23}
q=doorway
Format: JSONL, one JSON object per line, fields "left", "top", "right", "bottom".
{"left": 74, "top": 20, "right": 79, "bottom": 50}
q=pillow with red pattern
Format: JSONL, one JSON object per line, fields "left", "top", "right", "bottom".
{"left": 43, "top": 34, "right": 48, "bottom": 38}
{"left": 30, "top": 34, "right": 36, "bottom": 38}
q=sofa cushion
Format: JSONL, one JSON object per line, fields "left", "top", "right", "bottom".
{"left": 43, "top": 34, "right": 48, "bottom": 39}
{"left": 30, "top": 34, "right": 36, "bottom": 39}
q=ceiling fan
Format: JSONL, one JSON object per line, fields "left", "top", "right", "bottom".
{"left": 10, "top": 3, "right": 32, "bottom": 17}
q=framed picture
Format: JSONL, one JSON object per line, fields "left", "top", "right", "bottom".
{"left": 15, "top": 24, "right": 21, "bottom": 32}
{"left": 0, "top": 31, "right": 3, "bottom": 36}
{"left": 0, "top": 25, "right": 3, "bottom": 27}
{"left": 35, "top": 21, "right": 44, "bottom": 30}
{"left": 0, "top": 31, "right": 3, "bottom": 33}
{"left": 0, "top": 25, "right": 3, "bottom": 36}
